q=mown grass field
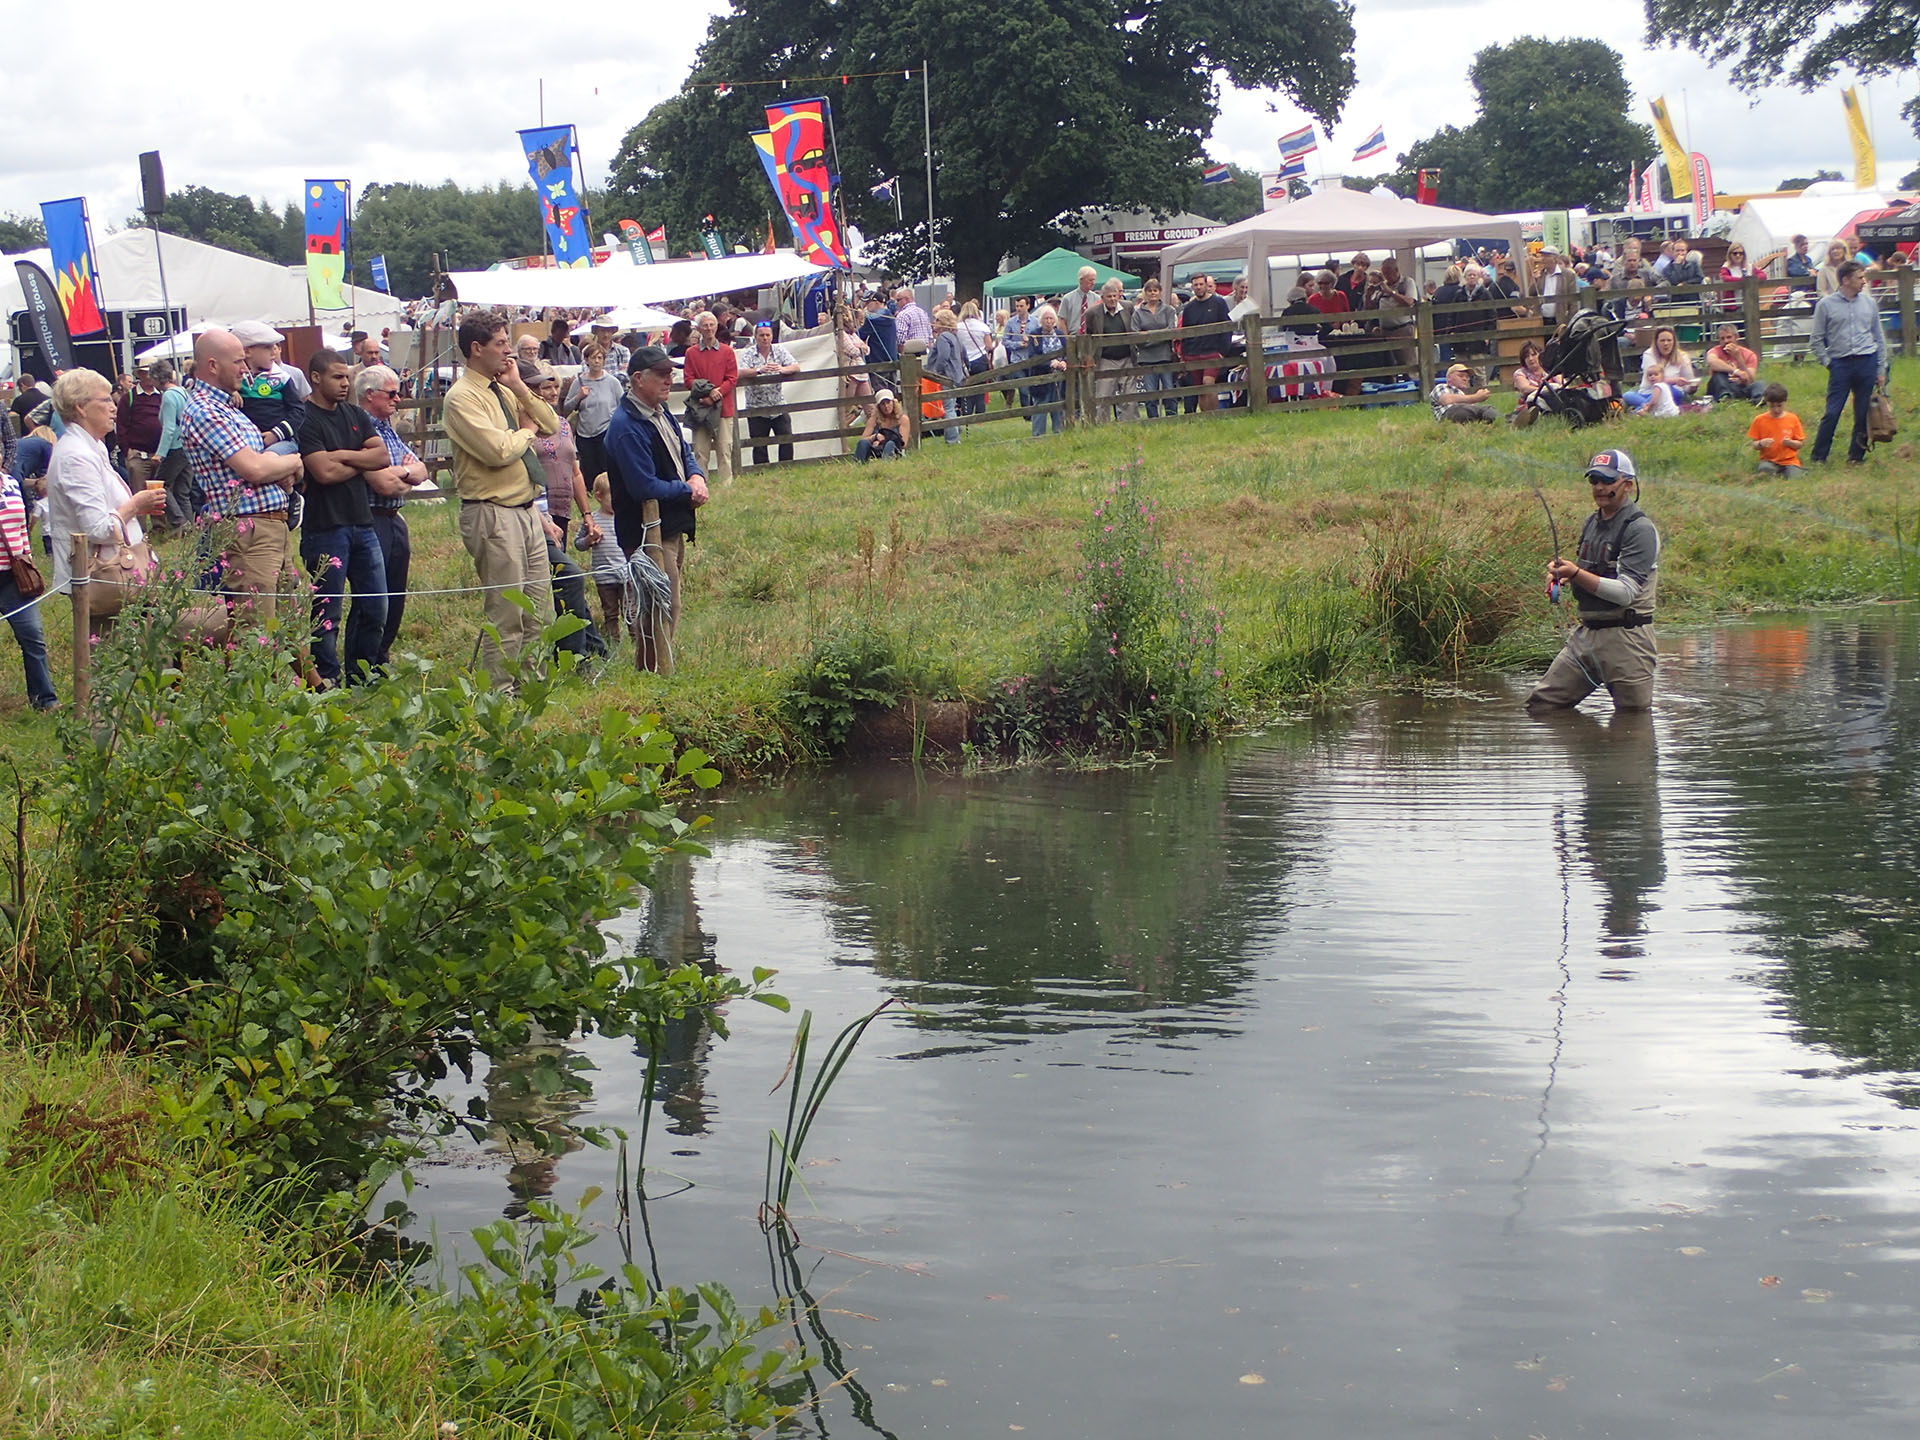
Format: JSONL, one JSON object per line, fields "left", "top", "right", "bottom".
{"left": 2, "top": 357, "right": 1914, "bottom": 772}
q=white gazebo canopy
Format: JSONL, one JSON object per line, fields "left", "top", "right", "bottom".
{"left": 444, "top": 251, "right": 827, "bottom": 310}
{"left": 1158, "top": 188, "right": 1531, "bottom": 310}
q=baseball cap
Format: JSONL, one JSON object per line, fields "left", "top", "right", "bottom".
{"left": 873, "top": 388, "right": 896, "bottom": 404}
{"left": 1584, "top": 448, "right": 1635, "bottom": 482}
{"left": 231, "top": 320, "right": 285, "bottom": 347}
{"left": 628, "top": 344, "right": 674, "bottom": 375}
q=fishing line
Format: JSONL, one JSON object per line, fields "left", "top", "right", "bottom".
{"left": 1506, "top": 804, "right": 1573, "bottom": 1235}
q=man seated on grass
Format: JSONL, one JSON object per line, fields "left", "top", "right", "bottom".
{"left": 1430, "top": 364, "right": 1498, "bottom": 424}
{"left": 1704, "top": 323, "right": 1765, "bottom": 403}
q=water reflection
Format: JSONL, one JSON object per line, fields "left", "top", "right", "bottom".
{"left": 634, "top": 855, "right": 720, "bottom": 1138}
{"left": 1532, "top": 707, "right": 1664, "bottom": 961}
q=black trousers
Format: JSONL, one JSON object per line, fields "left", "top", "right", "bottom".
{"left": 369, "top": 509, "right": 410, "bottom": 666}
{"left": 575, "top": 431, "right": 608, "bottom": 489}
{"left": 547, "top": 539, "right": 609, "bottom": 659}
{"left": 747, "top": 412, "right": 793, "bottom": 465}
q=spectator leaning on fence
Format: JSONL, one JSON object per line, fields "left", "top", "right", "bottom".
{"left": 1130, "top": 277, "right": 1179, "bottom": 419}
{"left": 1059, "top": 267, "right": 1100, "bottom": 338}
{"left": 180, "top": 329, "right": 306, "bottom": 628}
{"left": 46, "top": 368, "right": 167, "bottom": 638}
{"left": 441, "top": 310, "right": 560, "bottom": 683}
{"left": 353, "top": 364, "right": 428, "bottom": 670}
{"left": 742, "top": 321, "right": 800, "bottom": 466}
{"left": 682, "top": 312, "right": 739, "bottom": 487}
{"left": 1085, "top": 279, "right": 1135, "bottom": 424}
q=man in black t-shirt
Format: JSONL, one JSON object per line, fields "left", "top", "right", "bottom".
{"left": 1179, "top": 273, "right": 1232, "bottom": 414}
{"left": 297, "top": 349, "right": 391, "bottom": 686}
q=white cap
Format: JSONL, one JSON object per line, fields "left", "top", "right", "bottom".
{"left": 230, "top": 320, "right": 285, "bottom": 347}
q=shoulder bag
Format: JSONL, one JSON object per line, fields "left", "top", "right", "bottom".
{"left": 86, "top": 517, "right": 158, "bottom": 621}
{"left": 0, "top": 518, "right": 44, "bottom": 601}
{"left": 1868, "top": 382, "right": 1898, "bottom": 445}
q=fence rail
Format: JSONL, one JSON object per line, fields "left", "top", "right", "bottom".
{"left": 396, "top": 271, "right": 1916, "bottom": 475}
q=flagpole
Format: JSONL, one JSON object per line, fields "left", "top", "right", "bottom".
{"left": 922, "top": 58, "right": 936, "bottom": 284}
{"left": 346, "top": 183, "right": 357, "bottom": 333}
{"left": 75, "top": 199, "right": 122, "bottom": 380}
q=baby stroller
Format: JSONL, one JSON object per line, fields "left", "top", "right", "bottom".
{"left": 1518, "top": 310, "right": 1627, "bottom": 429}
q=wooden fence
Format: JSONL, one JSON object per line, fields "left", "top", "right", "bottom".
{"left": 404, "top": 270, "right": 1918, "bottom": 479}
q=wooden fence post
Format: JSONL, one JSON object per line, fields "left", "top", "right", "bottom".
{"left": 1414, "top": 300, "right": 1435, "bottom": 397}
{"left": 1901, "top": 271, "right": 1916, "bottom": 360}
{"left": 69, "top": 534, "right": 90, "bottom": 717}
{"left": 1244, "top": 315, "right": 1267, "bottom": 413}
{"left": 1742, "top": 276, "right": 1763, "bottom": 352}
{"left": 636, "top": 498, "right": 673, "bottom": 678}
{"left": 1069, "top": 335, "right": 1092, "bottom": 428}
{"left": 900, "top": 353, "right": 924, "bottom": 449}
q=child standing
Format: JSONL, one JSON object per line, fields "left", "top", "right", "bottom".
{"left": 1748, "top": 382, "right": 1805, "bottom": 476}
{"left": 587, "top": 475, "right": 627, "bottom": 639}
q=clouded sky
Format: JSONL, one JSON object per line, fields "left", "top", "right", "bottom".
{"left": 1, "top": 2, "right": 1910, "bottom": 237}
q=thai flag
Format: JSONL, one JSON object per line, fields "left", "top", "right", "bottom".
{"left": 1353, "top": 126, "right": 1387, "bottom": 161}
{"left": 1277, "top": 155, "right": 1308, "bottom": 179}
{"left": 1277, "top": 124, "right": 1316, "bottom": 157}
{"left": 1201, "top": 163, "right": 1231, "bottom": 185}
{"left": 869, "top": 176, "right": 896, "bottom": 200}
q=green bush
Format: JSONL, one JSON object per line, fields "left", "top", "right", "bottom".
{"left": 16, "top": 584, "right": 773, "bottom": 1196}
{"left": 1361, "top": 513, "right": 1530, "bottom": 672}
{"left": 780, "top": 622, "right": 906, "bottom": 752}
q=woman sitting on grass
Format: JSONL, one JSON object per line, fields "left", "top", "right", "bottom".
{"left": 1625, "top": 327, "right": 1695, "bottom": 417}
{"left": 1510, "top": 340, "right": 1550, "bottom": 398}
{"left": 855, "top": 391, "right": 905, "bottom": 462}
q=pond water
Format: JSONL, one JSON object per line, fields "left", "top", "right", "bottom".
{"left": 403, "top": 610, "right": 1920, "bottom": 1439}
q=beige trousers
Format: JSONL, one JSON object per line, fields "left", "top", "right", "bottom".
{"left": 1526, "top": 623, "right": 1657, "bottom": 711}
{"left": 224, "top": 513, "right": 291, "bottom": 627}
{"left": 693, "top": 415, "right": 734, "bottom": 485}
{"left": 458, "top": 501, "right": 553, "bottom": 684}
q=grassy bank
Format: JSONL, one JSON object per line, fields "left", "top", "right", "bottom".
{"left": 0, "top": 358, "right": 1913, "bottom": 771}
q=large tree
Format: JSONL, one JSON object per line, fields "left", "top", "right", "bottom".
{"left": 1389, "top": 39, "right": 1653, "bottom": 213}
{"left": 0, "top": 211, "right": 45, "bottom": 253}
{"left": 1645, "top": 0, "right": 1920, "bottom": 140}
{"left": 606, "top": 0, "right": 1358, "bottom": 295}
{"left": 348, "top": 182, "right": 551, "bottom": 297}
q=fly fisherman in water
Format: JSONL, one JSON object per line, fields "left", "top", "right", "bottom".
{"left": 1526, "top": 448, "right": 1659, "bottom": 712}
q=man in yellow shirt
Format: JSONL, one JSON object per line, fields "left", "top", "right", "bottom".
{"left": 442, "top": 312, "right": 560, "bottom": 682}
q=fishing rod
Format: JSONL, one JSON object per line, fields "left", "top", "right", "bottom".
{"left": 1532, "top": 484, "right": 1563, "bottom": 604}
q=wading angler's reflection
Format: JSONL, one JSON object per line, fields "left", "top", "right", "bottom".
{"left": 1537, "top": 707, "right": 1664, "bottom": 963}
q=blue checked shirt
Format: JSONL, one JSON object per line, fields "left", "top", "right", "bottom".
{"left": 368, "top": 416, "right": 419, "bottom": 512}
{"left": 180, "top": 378, "right": 286, "bottom": 520}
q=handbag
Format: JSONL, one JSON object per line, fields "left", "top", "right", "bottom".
{"left": 0, "top": 519, "right": 44, "bottom": 601}
{"left": 86, "top": 520, "right": 158, "bottom": 621}
{"left": 1868, "top": 383, "right": 1898, "bottom": 445}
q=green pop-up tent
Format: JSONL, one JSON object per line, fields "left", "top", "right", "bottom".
{"left": 982, "top": 247, "right": 1138, "bottom": 300}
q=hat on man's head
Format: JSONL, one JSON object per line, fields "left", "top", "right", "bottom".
{"left": 1584, "top": 448, "right": 1635, "bottom": 482}
{"left": 516, "top": 358, "right": 553, "bottom": 384}
{"left": 231, "top": 320, "right": 285, "bottom": 347}
{"left": 590, "top": 317, "right": 617, "bottom": 330}
{"left": 628, "top": 344, "right": 674, "bottom": 375}
{"left": 1538, "top": 244, "right": 1560, "bottom": 257}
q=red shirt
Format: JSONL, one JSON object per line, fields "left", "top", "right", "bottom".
{"left": 681, "top": 340, "right": 739, "bottom": 418}
{"left": 1307, "top": 290, "right": 1351, "bottom": 316}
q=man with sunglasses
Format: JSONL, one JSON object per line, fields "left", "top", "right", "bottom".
{"left": 1526, "top": 449, "right": 1660, "bottom": 713}
{"left": 353, "top": 365, "right": 429, "bottom": 669}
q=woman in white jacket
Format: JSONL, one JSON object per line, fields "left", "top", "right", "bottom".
{"left": 45, "top": 369, "right": 166, "bottom": 633}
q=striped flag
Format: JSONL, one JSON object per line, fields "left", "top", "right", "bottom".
{"left": 1277, "top": 124, "right": 1316, "bottom": 156}
{"left": 1200, "top": 163, "right": 1231, "bottom": 185}
{"left": 1277, "top": 155, "right": 1308, "bottom": 179}
{"left": 869, "top": 176, "right": 897, "bottom": 200}
{"left": 1352, "top": 126, "right": 1387, "bottom": 161}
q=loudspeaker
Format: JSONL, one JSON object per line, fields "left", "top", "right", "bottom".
{"left": 138, "top": 151, "right": 166, "bottom": 218}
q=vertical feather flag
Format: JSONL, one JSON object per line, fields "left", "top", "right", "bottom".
{"left": 303, "top": 180, "right": 350, "bottom": 311}
{"left": 1649, "top": 97, "right": 1692, "bottom": 198}
{"left": 764, "top": 98, "right": 848, "bottom": 268}
{"left": 1842, "top": 87, "right": 1876, "bottom": 189}
{"left": 1688, "top": 153, "right": 1715, "bottom": 229}
{"left": 13, "top": 260, "right": 74, "bottom": 371}
{"left": 38, "top": 197, "right": 105, "bottom": 337}
{"left": 617, "top": 219, "right": 655, "bottom": 265}
{"left": 519, "top": 127, "right": 595, "bottom": 268}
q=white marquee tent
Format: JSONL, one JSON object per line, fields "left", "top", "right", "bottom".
{"left": 1724, "top": 188, "right": 1892, "bottom": 270}
{"left": 1158, "top": 188, "right": 1531, "bottom": 310}
{"left": 1, "top": 227, "right": 405, "bottom": 333}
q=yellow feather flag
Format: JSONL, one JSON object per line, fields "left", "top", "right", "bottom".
{"left": 1649, "top": 96, "right": 1692, "bottom": 198}
{"left": 1842, "top": 87, "right": 1876, "bottom": 189}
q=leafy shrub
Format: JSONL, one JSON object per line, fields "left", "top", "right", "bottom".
{"left": 438, "top": 1192, "right": 810, "bottom": 1439}
{"left": 1241, "top": 583, "right": 1372, "bottom": 702}
{"left": 780, "top": 622, "right": 906, "bottom": 752}
{"left": 18, "top": 584, "right": 772, "bottom": 1194}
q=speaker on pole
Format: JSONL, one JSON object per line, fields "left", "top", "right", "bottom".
{"left": 138, "top": 151, "right": 166, "bottom": 218}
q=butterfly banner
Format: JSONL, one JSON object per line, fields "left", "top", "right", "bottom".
{"left": 304, "top": 179, "right": 351, "bottom": 311}
{"left": 38, "top": 197, "right": 105, "bottom": 338}
{"left": 519, "top": 126, "right": 595, "bottom": 268}
{"left": 763, "top": 97, "right": 848, "bottom": 268}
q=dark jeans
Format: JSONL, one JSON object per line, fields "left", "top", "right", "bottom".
{"left": 961, "top": 353, "right": 991, "bottom": 415}
{"left": 1706, "top": 373, "right": 1766, "bottom": 403}
{"left": 301, "top": 523, "right": 388, "bottom": 685}
{"left": 159, "top": 446, "right": 195, "bottom": 530}
{"left": 1811, "top": 352, "right": 1880, "bottom": 463}
{"left": 575, "top": 431, "right": 608, "bottom": 490}
{"left": 0, "top": 570, "right": 55, "bottom": 709}
{"left": 547, "top": 540, "right": 608, "bottom": 660}
{"left": 369, "top": 509, "right": 410, "bottom": 666}
{"left": 747, "top": 412, "right": 793, "bottom": 464}
{"left": 855, "top": 434, "right": 900, "bottom": 461}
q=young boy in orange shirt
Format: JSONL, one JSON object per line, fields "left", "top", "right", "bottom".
{"left": 1748, "top": 382, "right": 1805, "bottom": 476}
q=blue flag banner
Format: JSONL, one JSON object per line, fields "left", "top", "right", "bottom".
{"left": 39, "top": 197, "right": 105, "bottom": 337}
{"left": 519, "top": 125, "right": 594, "bottom": 268}
{"left": 369, "top": 254, "right": 390, "bottom": 293}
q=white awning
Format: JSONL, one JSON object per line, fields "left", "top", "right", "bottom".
{"left": 444, "top": 251, "right": 828, "bottom": 309}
